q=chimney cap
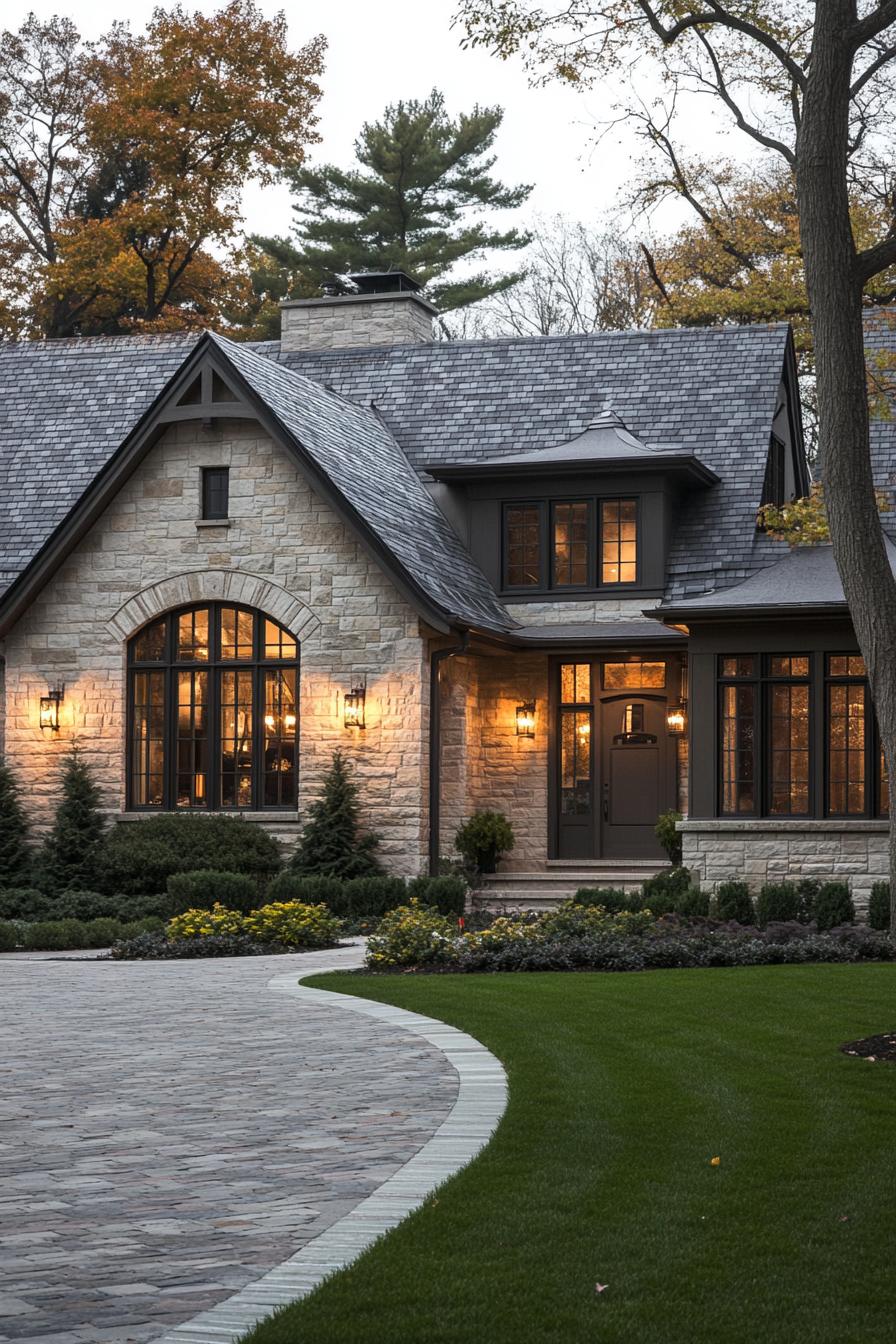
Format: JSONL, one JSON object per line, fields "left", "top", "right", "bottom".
{"left": 345, "top": 269, "right": 423, "bottom": 296}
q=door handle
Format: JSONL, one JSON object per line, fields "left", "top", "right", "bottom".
{"left": 602, "top": 782, "right": 609, "bottom": 821}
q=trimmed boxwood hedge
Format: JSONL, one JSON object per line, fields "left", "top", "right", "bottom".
{"left": 167, "top": 869, "right": 259, "bottom": 914}
{"left": 98, "top": 814, "right": 281, "bottom": 895}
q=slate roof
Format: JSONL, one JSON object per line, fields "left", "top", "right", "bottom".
{"left": 270, "top": 324, "right": 796, "bottom": 599}
{"left": 209, "top": 335, "right": 513, "bottom": 631}
{"left": 0, "top": 321, "right": 805, "bottom": 632}
{"left": 655, "top": 541, "right": 896, "bottom": 617}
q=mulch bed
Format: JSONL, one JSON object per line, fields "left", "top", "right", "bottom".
{"left": 840, "top": 1032, "right": 896, "bottom": 1063}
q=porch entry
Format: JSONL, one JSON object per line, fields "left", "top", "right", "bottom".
{"left": 554, "top": 657, "right": 677, "bottom": 861}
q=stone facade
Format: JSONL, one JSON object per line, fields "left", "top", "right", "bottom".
{"left": 681, "top": 819, "right": 889, "bottom": 912}
{"left": 1, "top": 418, "right": 431, "bottom": 873}
{"left": 280, "top": 293, "right": 437, "bottom": 352}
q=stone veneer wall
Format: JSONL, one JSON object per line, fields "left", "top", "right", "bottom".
{"left": 439, "top": 652, "right": 549, "bottom": 869}
{"left": 2, "top": 418, "right": 430, "bottom": 873}
{"left": 681, "top": 819, "right": 888, "bottom": 911}
{"left": 280, "top": 293, "right": 436, "bottom": 352}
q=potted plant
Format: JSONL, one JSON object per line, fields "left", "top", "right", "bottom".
{"left": 455, "top": 810, "right": 514, "bottom": 874}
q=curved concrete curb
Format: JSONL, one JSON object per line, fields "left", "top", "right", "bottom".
{"left": 157, "top": 956, "right": 507, "bottom": 1344}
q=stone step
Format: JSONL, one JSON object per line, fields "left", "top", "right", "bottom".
{"left": 472, "top": 863, "right": 672, "bottom": 910}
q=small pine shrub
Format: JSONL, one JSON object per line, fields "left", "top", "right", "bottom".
{"left": 0, "top": 888, "right": 56, "bottom": 921}
{"left": 655, "top": 811, "right": 683, "bottom": 866}
{"left": 265, "top": 872, "right": 345, "bottom": 906}
{"left": 675, "top": 887, "right": 710, "bottom": 917}
{"left": 99, "top": 814, "right": 281, "bottom": 895}
{"left": 0, "top": 758, "right": 31, "bottom": 886}
{"left": 756, "top": 881, "right": 801, "bottom": 927}
{"left": 641, "top": 867, "right": 692, "bottom": 916}
{"left": 714, "top": 881, "right": 755, "bottom": 925}
{"left": 0, "top": 921, "right": 18, "bottom": 952}
{"left": 167, "top": 870, "right": 258, "bottom": 914}
{"left": 814, "top": 882, "right": 855, "bottom": 931}
{"left": 291, "top": 752, "right": 382, "bottom": 879}
{"left": 23, "top": 919, "right": 86, "bottom": 951}
{"left": 868, "top": 882, "right": 891, "bottom": 930}
{"left": 573, "top": 887, "right": 634, "bottom": 913}
{"left": 406, "top": 875, "right": 468, "bottom": 917}
{"left": 40, "top": 749, "right": 106, "bottom": 893}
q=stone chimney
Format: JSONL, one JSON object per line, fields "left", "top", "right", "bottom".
{"left": 280, "top": 270, "right": 437, "bottom": 352}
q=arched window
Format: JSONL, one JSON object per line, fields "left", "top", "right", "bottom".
{"left": 128, "top": 604, "right": 298, "bottom": 811}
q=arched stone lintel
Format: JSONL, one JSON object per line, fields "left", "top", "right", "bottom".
{"left": 105, "top": 569, "right": 321, "bottom": 643}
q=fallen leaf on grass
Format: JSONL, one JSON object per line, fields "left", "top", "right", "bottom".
{"left": 595, "top": 1284, "right": 608, "bottom": 1294}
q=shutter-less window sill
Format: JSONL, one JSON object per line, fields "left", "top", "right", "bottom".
{"left": 196, "top": 518, "right": 232, "bottom": 528}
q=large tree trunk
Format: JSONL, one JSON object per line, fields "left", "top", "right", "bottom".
{"left": 797, "top": 0, "right": 896, "bottom": 933}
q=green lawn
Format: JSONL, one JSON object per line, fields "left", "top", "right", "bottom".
{"left": 243, "top": 966, "right": 896, "bottom": 1344}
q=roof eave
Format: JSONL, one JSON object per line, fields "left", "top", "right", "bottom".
{"left": 426, "top": 454, "right": 719, "bottom": 486}
{"left": 648, "top": 601, "right": 850, "bottom": 623}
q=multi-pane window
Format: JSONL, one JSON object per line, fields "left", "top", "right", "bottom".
{"left": 603, "top": 659, "right": 666, "bottom": 689}
{"left": 559, "top": 663, "right": 593, "bottom": 815}
{"left": 719, "top": 657, "right": 757, "bottom": 815}
{"left": 504, "top": 504, "right": 542, "bottom": 588}
{"left": 601, "top": 499, "right": 637, "bottom": 584}
{"left": 502, "top": 496, "right": 639, "bottom": 591}
{"left": 767, "top": 657, "right": 810, "bottom": 815}
{"left": 128, "top": 603, "right": 297, "bottom": 811}
{"left": 552, "top": 501, "right": 590, "bottom": 586}
{"left": 717, "top": 652, "right": 888, "bottom": 819}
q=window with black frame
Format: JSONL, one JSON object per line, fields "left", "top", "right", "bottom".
{"left": 128, "top": 603, "right": 298, "bottom": 811}
{"left": 825, "top": 654, "right": 888, "bottom": 817}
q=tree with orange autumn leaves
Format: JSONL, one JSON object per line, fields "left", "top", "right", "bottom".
{"left": 0, "top": 5, "right": 324, "bottom": 339}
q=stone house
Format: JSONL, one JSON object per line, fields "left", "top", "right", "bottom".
{"left": 0, "top": 272, "right": 892, "bottom": 906}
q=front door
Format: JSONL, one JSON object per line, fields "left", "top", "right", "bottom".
{"left": 554, "top": 658, "right": 677, "bottom": 861}
{"left": 600, "top": 695, "right": 667, "bottom": 859}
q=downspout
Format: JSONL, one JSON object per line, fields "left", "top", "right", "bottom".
{"left": 428, "top": 629, "right": 470, "bottom": 876}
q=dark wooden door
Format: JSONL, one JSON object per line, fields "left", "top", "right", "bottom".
{"left": 599, "top": 695, "right": 668, "bottom": 860}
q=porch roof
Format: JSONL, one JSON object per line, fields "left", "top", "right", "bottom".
{"left": 510, "top": 620, "right": 687, "bottom": 647}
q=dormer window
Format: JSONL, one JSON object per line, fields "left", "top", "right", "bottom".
{"left": 502, "top": 496, "right": 639, "bottom": 592}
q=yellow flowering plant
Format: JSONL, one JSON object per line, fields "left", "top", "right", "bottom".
{"left": 243, "top": 901, "right": 343, "bottom": 949}
{"left": 166, "top": 903, "right": 246, "bottom": 941}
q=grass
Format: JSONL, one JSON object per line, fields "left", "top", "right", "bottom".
{"left": 242, "top": 965, "right": 896, "bottom": 1344}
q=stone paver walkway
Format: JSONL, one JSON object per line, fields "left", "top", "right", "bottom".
{"left": 0, "top": 945, "right": 457, "bottom": 1344}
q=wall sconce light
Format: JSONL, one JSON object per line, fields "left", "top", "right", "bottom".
{"left": 516, "top": 700, "right": 536, "bottom": 738}
{"left": 666, "top": 700, "right": 688, "bottom": 736}
{"left": 39, "top": 682, "right": 65, "bottom": 733}
{"left": 344, "top": 678, "right": 367, "bottom": 730}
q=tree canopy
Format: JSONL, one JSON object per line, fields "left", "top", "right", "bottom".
{"left": 254, "top": 89, "right": 532, "bottom": 311}
{"left": 0, "top": 3, "right": 324, "bottom": 338}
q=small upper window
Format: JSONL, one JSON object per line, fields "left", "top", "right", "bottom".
{"left": 761, "top": 436, "right": 786, "bottom": 507}
{"left": 504, "top": 504, "right": 542, "bottom": 587}
{"left": 600, "top": 499, "right": 637, "bottom": 584}
{"left": 201, "top": 467, "right": 229, "bottom": 520}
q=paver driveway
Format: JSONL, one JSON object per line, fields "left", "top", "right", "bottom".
{"left": 0, "top": 946, "right": 458, "bottom": 1344}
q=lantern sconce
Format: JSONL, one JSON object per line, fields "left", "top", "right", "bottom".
{"left": 344, "top": 678, "right": 367, "bottom": 730}
{"left": 516, "top": 700, "right": 536, "bottom": 739}
{"left": 666, "top": 699, "right": 688, "bottom": 736}
{"left": 39, "top": 682, "right": 65, "bottom": 733}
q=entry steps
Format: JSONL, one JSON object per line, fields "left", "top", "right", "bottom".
{"left": 472, "top": 860, "right": 671, "bottom": 911}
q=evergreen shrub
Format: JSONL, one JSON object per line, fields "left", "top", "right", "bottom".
{"left": 41, "top": 749, "right": 106, "bottom": 893}
{"left": 23, "top": 919, "right": 86, "bottom": 951}
{"left": 406, "top": 874, "right": 468, "bottom": 917}
{"left": 0, "top": 758, "right": 31, "bottom": 886}
{"left": 640, "top": 867, "right": 693, "bottom": 915}
{"left": 813, "top": 881, "right": 855, "bottom": 931}
{"left": 0, "top": 921, "right": 17, "bottom": 952}
{"left": 291, "top": 752, "right": 382, "bottom": 878}
{"left": 654, "top": 810, "right": 683, "bottom": 866}
{"left": 0, "top": 888, "right": 55, "bottom": 921}
{"left": 714, "top": 881, "right": 755, "bottom": 925}
{"left": 572, "top": 887, "right": 635, "bottom": 913}
{"left": 167, "top": 870, "right": 258, "bottom": 914}
{"left": 99, "top": 814, "right": 281, "bottom": 894}
{"left": 264, "top": 872, "right": 344, "bottom": 905}
{"left": 454, "top": 811, "right": 514, "bottom": 872}
{"left": 868, "top": 882, "right": 890, "bottom": 930}
{"left": 756, "top": 881, "right": 801, "bottom": 926}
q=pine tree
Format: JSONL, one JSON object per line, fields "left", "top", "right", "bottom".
{"left": 41, "top": 749, "right": 106, "bottom": 892}
{"left": 291, "top": 751, "right": 383, "bottom": 878}
{"left": 0, "top": 758, "right": 31, "bottom": 887}
{"left": 253, "top": 89, "right": 532, "bottom": 312}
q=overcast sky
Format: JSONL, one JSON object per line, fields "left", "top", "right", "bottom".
{"left": 8, "top": 0, "right": 743, "bottom": 252}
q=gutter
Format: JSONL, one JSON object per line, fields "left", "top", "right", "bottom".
{"left": 428, "top": 629, "right": 470, "bottom": 876}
